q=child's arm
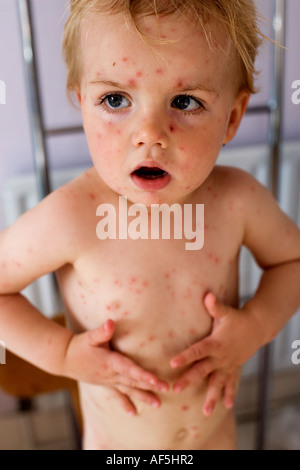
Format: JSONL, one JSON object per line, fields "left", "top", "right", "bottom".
{"left": 170, "top": 169, "right": 300, "bottom": 413}
{"left": 0, "top": 190, "right": 168, "bottom": 415}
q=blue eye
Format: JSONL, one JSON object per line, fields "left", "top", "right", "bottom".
{"left": 100, "top": 93, "right": 131, "bottom": 110}
{"left": 171, "top": 95, "right": 205, "bottom": 112}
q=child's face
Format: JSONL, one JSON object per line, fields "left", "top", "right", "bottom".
{"left": 78, "top": 13, "right": 248, "bottom": 205}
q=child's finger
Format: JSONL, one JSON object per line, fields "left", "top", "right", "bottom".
{"left": 111, "top": 351, "right": 169, "bottom": 392}
{"left": 172, "top": 358, "right": 215, "bottom": 393}
{"left": 117, "top": 385, "right": 161, "bottom": 410}
{"left": 202, "top": 371, "right": 226, "bottom": 417}
{"left": 203, "top": 292, "right": 229, "bottom": 320}
{"left": 224, "top": 373, "right": 238, "bottom": 410}
{"left": 170, "top": 337, "right": 213, "bottom": 369}
{"left": 109, "top": 387, "right": 137, "bottom": 416}
{"left": 87, "top": 319, "right": 115, "bottom": 346}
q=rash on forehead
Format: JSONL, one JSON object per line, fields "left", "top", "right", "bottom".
{"left": 80, "top": 11, "right": 238, "bottom": 95}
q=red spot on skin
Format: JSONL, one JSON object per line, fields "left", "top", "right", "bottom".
{"left": 89, "top": 193, "right": 95, "bottom": 200}
{"left": 13, "top": 261, "right": 22, "bottom": 268}
{"left": 106, "top": 301, "right": 120, "bottom": 310}
{"left": 183, "top": 288, "right": 192, "bottom": 299}
{"left": 176, "top": 80, "right": 183, "bottom": 88}
{"left": 139, "top": 342, "right": 145, "bottom": 348}
{"left": 123, "top": 330, "right": 130, "bottom": 336}
{"left": 189, "top": 328, "right": 196, "bottom": 335}
{"left": 250, "top": 185, "right": 256, "bottom": 192}
{"left": 179, "top": 146, "right": 185, "bottom": 151}
{"left": 164, "top": 272, "right": 170, "bottom": 279}
{"left": 1, "top": 263, "right": 6, "bottom": 268}
{"left": 148, "top": 336, "right": 156, "bottom": 342}
{"left": 156, "top": 68, "right": 164, "bottom": 75}
{"left": 122, "top": 57, "right": 128, "bottom": 62}
{"left": 116, "top": 129, "right": 121, "bottom": 135}
{"left": 130, "top": 277, "right": 137, "bottom": 284}
{"left": 47, "top": 338, "right": 52, "bottom": 345}
{"left": 142, "top": 281, "right": 149, "bottom": 287}
{"left": 123, "top": 311, "right": 130, "bottom": 317}
{"left": 135, "top": 289, "right": 141, "bottom": 294}
{"left": 167, "top": 330, "right": 175, "bottom": 339}
{"left": 97, "top": 132, "right": 102, "bottom": 139}
{"left": 128, "top": 79, "right": 136, "bottom": 87}
{"left": 169, "top": 124, "right": 175, "bottom": 133}
{"left": 78, "top": 281, "right": 83, "bottom": 286}
{"left": 207, "top": 186, "right": 212, "bottom": 192}
{"left": 136, "top": 71, "right": 143, "bottom": 77}
{"left": 114, "top": 278, "right": 122, "bottom": 286}
{"left": 181, "top": 405, "right": 189, "bottom": 411}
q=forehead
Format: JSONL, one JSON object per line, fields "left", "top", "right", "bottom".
{"left": 80, "top": 12, "right": 234, "bottom": 88}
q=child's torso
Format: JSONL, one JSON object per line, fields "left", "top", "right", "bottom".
{"left": 56, "top": 167, "right": 242, "bottom": 449}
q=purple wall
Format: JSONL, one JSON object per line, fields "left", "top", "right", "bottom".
{"left": 0, "top": 0, "right": 300, "bottom": 230}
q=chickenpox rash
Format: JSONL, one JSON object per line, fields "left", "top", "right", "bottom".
{"left": 136, "top": 71, "right": 143, "bottom": 78}
{"left": 122, "top": 57, "right": 128, "bottom": 62}
{"left": 89, "top": 193, "right": 96, "bottom": 200}
{"left": 169, "top": 124, "right": 176, "bottom": 133}
{"left": 128, "top": 78, "right": 136, "bottom": 87}
{"left": 156, "top": 68, "right": 164, "bottom": 75}
{"left": 181, "top": 405, "right": 189, "bottom": 411}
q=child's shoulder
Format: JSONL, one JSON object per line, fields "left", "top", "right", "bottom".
{"left": 206, "top": 165, "right": 269, "bottom": 202}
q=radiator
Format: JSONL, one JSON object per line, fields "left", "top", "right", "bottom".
{"left": 1, "top": 143, "right": 300, "bottom": 378}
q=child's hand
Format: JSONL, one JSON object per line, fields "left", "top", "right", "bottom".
{"left": 170, "top": 292, "right": 263, "bottom": 411}
{"left": 201, "top": 368, "right": 239, "bottom": 416}
{"left": 63, "top": 319, "right": 169, "bottom": 416}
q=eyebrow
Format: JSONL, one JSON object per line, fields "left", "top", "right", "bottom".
{"left": 89, "top": 79, "right": 218, "bottom": 95}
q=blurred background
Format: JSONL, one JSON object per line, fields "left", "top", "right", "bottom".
{"left": 0, "top": 0, "right": 299, "bottom": 450}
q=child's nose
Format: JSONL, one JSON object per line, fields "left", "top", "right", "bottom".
{"left": 131, "top": 116, "right": 169, "bottom": 149}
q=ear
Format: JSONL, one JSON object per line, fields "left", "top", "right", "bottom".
{"left": 223, "top": 90, "right": 250, "bottom": 144}
{"left": 76, "top": 92, "right": 82, "bottom": 105}
{"left": 74, "top": 86, "right": 82, "bottom": 106}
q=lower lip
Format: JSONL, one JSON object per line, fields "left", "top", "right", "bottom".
{"left": 131, "top": 173, "right": 172, "bottom": 191}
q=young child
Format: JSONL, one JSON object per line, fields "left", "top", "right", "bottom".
{"left": 1, "top": 0, "right": 300, "bottom": 450}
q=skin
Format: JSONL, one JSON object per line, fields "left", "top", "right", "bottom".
{"left": 0, "top": 13, "right": 299, "bottom": 450}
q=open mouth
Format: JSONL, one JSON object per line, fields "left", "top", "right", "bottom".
{"left": 132, "top": 167, "right": 168, "bottom": 180}
{"left": 131, "top": 165, "right": 171, "bottom": 191}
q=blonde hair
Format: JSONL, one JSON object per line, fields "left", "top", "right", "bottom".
{"left": 62, "top": 0, "right": 264, "bottom": 95}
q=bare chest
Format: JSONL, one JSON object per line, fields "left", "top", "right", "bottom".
{"left": 57, "top": 232, "right": 239, "bottom": 377}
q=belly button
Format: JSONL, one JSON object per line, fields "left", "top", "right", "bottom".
{"left": 176, "top": 428, "right": 188, "bottom": 440}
